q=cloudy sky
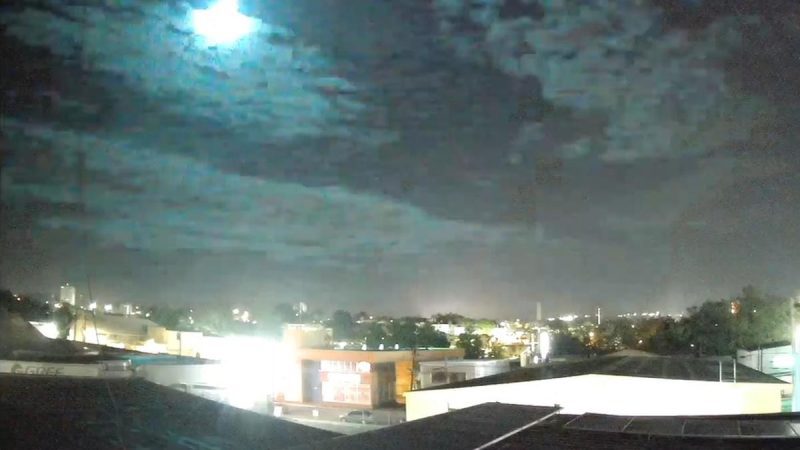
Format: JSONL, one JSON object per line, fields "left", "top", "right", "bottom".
{"left": 1, "top": 0, "right": 799, "bottom": 318}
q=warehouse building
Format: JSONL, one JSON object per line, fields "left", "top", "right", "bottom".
{"left": 405, "top": 355, "right": 787, "bottom": 420}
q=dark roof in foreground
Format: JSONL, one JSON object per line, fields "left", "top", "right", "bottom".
{"left": 287, "top": 403, "right": 559, "bottom": 450}
{"left": 0, "top": 374, "right": 338, "bottom": 450}
{"left": 0, "top": 312, "right": 79, "bottom": 358}
{"left": 301, "top": 403, "right": 800, "bottom": 450}
{"left": 492, "top": 410, "right": 800, "bottom": 449}
{"left": 415, "top": 355, "right": 785, "bottom": 392}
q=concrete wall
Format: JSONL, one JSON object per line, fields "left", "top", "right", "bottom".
{"left": 137, "top": 362, "right": 271, "bottom": 411}
{"left": 737, "top": 346, "right": 793, "bottom": 382}
{"left": 405, "top": 374, "right": 786, "bottom": 421}
{"left": 279, "top": 359, "right": 304, "bottom": 403}
{"left": 136, "top": 363, "right": 225, "bottom": 388}
{"left": 164, "top": 330, "right": 204, "bottom": 357}
{"left": 418, "top": 359, "right": 510, "bottom": 389}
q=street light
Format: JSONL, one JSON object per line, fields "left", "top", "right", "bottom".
{"left": 192, "top": 0, "right": 256, "bottom": 45}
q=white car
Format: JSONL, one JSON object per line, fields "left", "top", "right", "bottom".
{"left": 339, "top": 410, "right": 374, "bottom": 424}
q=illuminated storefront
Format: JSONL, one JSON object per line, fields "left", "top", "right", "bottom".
{"left": 277, "top": 348, "right": 463, "bottom": 407}
{"left": 320, "top": 360, "right": 372, "bottom": 404}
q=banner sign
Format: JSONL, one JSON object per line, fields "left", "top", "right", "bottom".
{"left": 0, "top": 360, "right": 103, "bottom": 378}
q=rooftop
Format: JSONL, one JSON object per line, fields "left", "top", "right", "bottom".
{"left": 493, "top": 409, "right": 800, "bottom": 449}
{"left": 414, "top": 355, "right": 785, "bottom": 392}
{"left": 419, "top": 359, "right": 510, "bottom": 367}
{"left": 0, "top": 312, "right": 81, "bottom": 359}
{"left": 0, "top": 374, "right": 338, "bottom": 449}
{"left": 287, "top": 403, "right": 559, "bottom": 450}
{"left": 297, "top": 403, "right": 800, "bottom": 450}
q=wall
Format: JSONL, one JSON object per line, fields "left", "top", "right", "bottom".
{"left": 136, "top": 363, "right": 225, "bottom": 388}
{"left": 0, "top": 360, "right": 103, "bottom": 377}
{"left": 283, "top": 324, "right": 332, "bottom": 349}
{"left": 70, "top": 313, "right": 165, "bottom": 350}
{"left": 418, "top": 360, "right": 510, "bottom": 389}
{"left": 137, "top": 362, "right": 271, "bottom": 411}
{"left": 405, "top": 374, "right": 786, "bottom": 421}
{"left": 165, "top": 330, "right": 204, "bottom": 357}
{"left": 278, "top": 359, "right": 304, "bottom": 403}
{"left": 737, "top": 346, "right": 793, "bottom": 382}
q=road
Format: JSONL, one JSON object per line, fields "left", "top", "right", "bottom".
{"left": 283, "top": 417, "right": 386, "bottom": 435}
{"left": 274, "top": 402, "right": 406, "bottom": 434}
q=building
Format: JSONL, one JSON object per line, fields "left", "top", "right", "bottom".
{"left": 417, "top": 359, "right": 510, "bottom": 389}
{"left": 738, "top": 342, "right": 793, "bottom": 383}
{"left": 283, "top": 323, "right": 332, "bottom": 348}
{"left": 276, "top": 347, "right": 464, "bottom": 407}
{"left": 431, "top": 323, "right": 465, "bottom": 337}
{"left": 71, "top": 312, "right": 167, "bottom": 350}
{"left": 59, "top": 284, "right": 76, "bottom": 306}
{"left": 290, "top": 402, "right": 800, "bottom": 450}
{"left": 405, "top": 355, "right": 787, "bottom": 421}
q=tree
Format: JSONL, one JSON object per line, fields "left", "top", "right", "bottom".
{"left": 487, "top": 342, "right": 507, "bottom": 359}
{"left": 0, "top": 290, "right": 50, "bottom": 321}
{"left": 647, "top": 286, "right": 792, "bottom": 356}
{"left": 386, "top": 319, "right": 416, "bottom": 348}
{"left": 273, "top": 303, "right": 296, "bottom": 324}
{"left": 52, "top": 303, "right": 75, "bottom": 339}
{"left": 364, "top": 322, "right": 388, "bottom": 348}
{"left": 329, "top": 310, "right": 355, "bottom": 340}
{"left": 146, "top": 306, "right": 193, "bottom": 330}
{"left": 415, "top": 322, "right": 450, "bottom": 348}
{"left": 431, "top": 313, "right": 465, "bottom": 324}
{"left": 552, "top": 332, "right": 585, "bottom": 356}
{"left": 597, "top": 318, "right": 638, "bottom": 351}
{"left": 456, "top": 332, "right": 483, "bottom": 359}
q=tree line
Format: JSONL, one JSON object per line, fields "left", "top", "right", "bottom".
{"left": 583, "top": 286, "right": 795, "bottom": 356}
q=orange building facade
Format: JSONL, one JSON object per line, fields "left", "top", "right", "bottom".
{"left": 277, "top": 348, "right": 464, "bottom": 407}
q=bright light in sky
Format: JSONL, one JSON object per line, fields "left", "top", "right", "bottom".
{"left": 192, "top": 0, "right": 256, "bottom": 45}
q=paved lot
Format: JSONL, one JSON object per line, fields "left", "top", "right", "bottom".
{"left": 284, "top": 417, "right": 386, "bottom": 435}
{"left": 275, "top": 402, "right": 405, "bottom": 428}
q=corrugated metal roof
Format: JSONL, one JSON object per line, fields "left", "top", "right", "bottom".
{"left": 0, "top": 374, "right": 338, "bottom": 449}
{"left": 288, "top": 403, "right": 559, "bottom": 450}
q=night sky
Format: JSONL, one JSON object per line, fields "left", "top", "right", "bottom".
{"left": 1, "top": 0, "right": 799, "bottom": 318}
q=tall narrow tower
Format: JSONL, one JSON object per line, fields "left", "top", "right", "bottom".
{"left": 596, "top": 307, "right": 602, "bottom": 326}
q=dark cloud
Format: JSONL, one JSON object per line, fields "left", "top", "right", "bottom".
{"left": 1, "top": 0, "right": 799, "bottom": 316}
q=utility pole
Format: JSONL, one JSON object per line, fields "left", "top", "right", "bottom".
{"left": 0, "top": 133, "right": 4, "bottom": 288}
{"left": 792, "top": 296, "right": 800, "bottom": 411}
{"left": 0, "top": 106, "right": 9, "bottom": 290}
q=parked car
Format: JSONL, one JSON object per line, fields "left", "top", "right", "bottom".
{"left": 339, "top": 410, "right": 374, "bottom": 424}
